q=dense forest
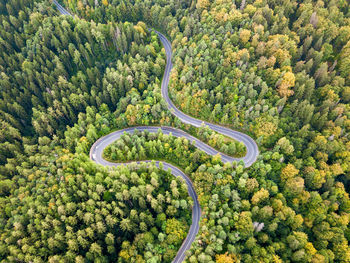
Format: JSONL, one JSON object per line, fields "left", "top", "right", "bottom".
{"left": 1, "top": 0, "right": 350, "bottom": 262}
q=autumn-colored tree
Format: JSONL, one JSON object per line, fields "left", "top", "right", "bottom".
{"left": 240, "top": 29, "right": 251, "bottom": 44}
{"left": 251, "top": 188, "right": 269, "bottom": 205}
{"left": 196, "top": 0, "right": 210, "bottom": 10}
{"left": 216, "top": 252, "right": 239, "bottom": 263}
{"left": 277, "top": 72, "right": 296, "bottom": 98}
{"left": 281, "top": 164, "right": 299, "bottom": 182}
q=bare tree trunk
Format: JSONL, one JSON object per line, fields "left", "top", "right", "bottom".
{"left": 310, "top": 12, "right": 318, "bottom": 28}
{"left": 240, "top": 0, "right": 246, "bottom": 10}
{"left": 330, "top": 60, "right": 337, "bottom": 72}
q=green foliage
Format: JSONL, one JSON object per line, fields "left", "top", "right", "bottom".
{"left": 190, "top": 124, "right": 246, "bottom": 157}
{"left": 1, "top": 0, "right": 350, "bottom": 262}
{"left": 103, "top": 130, "right": 214, "bottom": 172}
{"left": 0, "top": 153, "right": 191, "bottom": 262}
{"left": 0, "top": 0, "right": 163, "bottom": 177}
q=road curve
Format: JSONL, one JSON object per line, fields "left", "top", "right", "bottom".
{"left": 154, "top": 30, "right": 259, "bottom": 167}
{"left": 53, "top": 1, "right": 259, "bottom": 262}
{"left": 89, "top": 127, "right": 200, "bottom": 263}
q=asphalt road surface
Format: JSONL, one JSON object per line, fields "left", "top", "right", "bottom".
{"left": 53, "top": 2, "right": 259, "bottom": 262}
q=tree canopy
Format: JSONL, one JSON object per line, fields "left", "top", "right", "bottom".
{"left": 0, "top": 0, "right": 350, "bottom": 262}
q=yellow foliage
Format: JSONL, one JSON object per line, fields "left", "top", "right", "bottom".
{"left": 266, "top": 34, "right": 296, "bottom": 63}
{"left": 305, "top": 242, "right": 317, "bottom": 256}
{"left": 214, "top": 8, "right": 229, "bottom": 22}
{"left": 58, "top": 154, "right": 70, "bottom": 162}
{"left": 79, "top": 136, "right": 87, "bottom": 142}
{"left": 299, "top": 190, "right": 311, "bottom": 205}
{"left": 28, "top": 173, "right": 35, "bottom": 181}
{"left": 251, "top": 188, "right": 269, "bottom": 205}
{"left": 293, "top": 214, "right": 304, "bottom": 229}
{"left": 237, "top": 48, "right": 250, "bottom": 61}
{"left": 333, "top": 240, "right": 350, "bottom": 261}
{"left": 312, "top": 254, "right": 326, "bottom": 263}
{"left": 278, "top": 71, "right": 295, "bottom": 98}
{"left": 254, "top": 116, "right": 278, "bottom": 139}
{"left": 228, "top": 9, "right": 243, "bottom": 24}
{"left": 240, "top": 29, "right": 251, "bottom": 43}
{"left": 125, "top": 104, "right": 137, "bottom": 125}
{"left": 319, "top": 86, "right": 339, "bottom": 102}
{"left": 315, "top": 135, "right": 327, "bottom": 148}
{"left": 216, "top": 252, "right": 239, "bottom": 263}
{"left": 52, "top": 184, "right": 58, "bottom": 192}
{"left": 134, "top": 25, "right": 146, "bottom": 36}
{"left": 196, "top": 0, "right": 210, "bottom": 9}
{"left": 148, "top": 45, "right": 156, "bottom": 55}
{"left": 331, "top": 163, "right": 343, "bottom": 176}
{"left": 281, "top": 164, "right": 299, "bottom": 182}
{"left": 340, "top": 213, "right": 350, "bottom": 226}
{"left": 285, "top": 177, "right": 305, "bottom": 195}
{"left": 244, "top": 4, "right": 257, "bottom": 16}
{"left": 315, "top": 151, "right": 328, "bottom": 162}
{"left": 119, "top": 250, "right": 130, "bottom": 261}
{"left": 246, "top": 178, "right": 259, "bottom": 193}
{"left": 202, "top": 34, "right": 210, "bottom": 41}
{"left": 143, "top": 104, "right": 150, "bottom": 114}
{"left": 281, "top": 65, "right": 292, "bottom": 72}
{"left": 102, "top": 0, "right": 108, "bottom": 6}
{"left": 275, "top": 48, "right": 290, "bottom": 64}
{"left": 181, "top": 37, "right": 188, "bottom": 45}
{"left": 166, "top": 218, "right": 187, "bottom": 240}
{"left": 251, "top": 34, "right": 259, "bottom": 47}
{"left": 213, "top": 153, "right": 222, "bottom": 163}
{"left": 267, "top": 56, "right": 276, "bottom": 67}
{"left": 65, "top": 174, "right": 73, "bottom": 182}
{"left": 49, "top": 202, "right": 55, "bottom": 210}
{"left": 339, "top": 40, "right": 350, "bottom": 83}
{"left": 272, "top": 255, "right": 283, "bottom": 263}
{"left": 136, "top": 21, "right": 146, "bottom": 30}
{"left": 77, "top": 0, "right": 84, "bottom": 10}
{"left": 215, "top": 0, "right": 232, "bottom": 4}
{"left": 189, "top": 90, "right": 209, "bottom": 115}
{"left": 253, "top": 24, "right": 264, "bottom": 34}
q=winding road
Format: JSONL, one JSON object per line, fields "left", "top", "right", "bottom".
{"left": 53, "top": 1, "right": 259, "bottom": 262}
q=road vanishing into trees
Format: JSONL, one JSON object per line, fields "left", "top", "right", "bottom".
{"left": 53, "top": 1, "right": 259, "bottom": 262}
